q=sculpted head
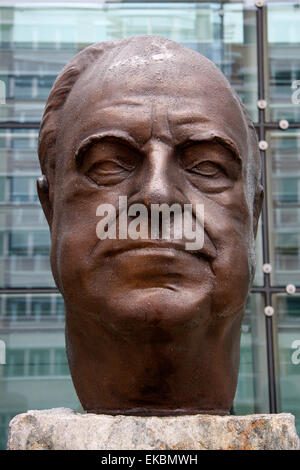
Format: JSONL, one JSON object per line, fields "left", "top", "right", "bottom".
{"left": 38, "top": 35, "right": 263, "bottom": 415}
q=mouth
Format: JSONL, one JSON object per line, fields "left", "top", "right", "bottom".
{"left": 103, "top": 240, "right": 216, "bottom": 261}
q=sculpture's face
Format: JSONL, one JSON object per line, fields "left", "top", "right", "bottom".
{"left": 49, "top": 51, "right": 259, "bottom": 338}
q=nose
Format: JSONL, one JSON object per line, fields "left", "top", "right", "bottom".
{"left": 131, "top": 139, "right": 184, "bottom": 208}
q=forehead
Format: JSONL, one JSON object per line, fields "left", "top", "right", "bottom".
{"left": 59, "top": 49, "right": 249, "bottom": 160}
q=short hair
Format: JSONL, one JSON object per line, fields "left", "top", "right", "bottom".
{"left": 38, "top": 35, "right": 261, "bottom": 207}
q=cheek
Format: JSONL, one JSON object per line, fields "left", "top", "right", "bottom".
{"left": 49, "top": 197, "right": 101, "bottom": 294}
{"left": 205, "top": 192, "right": 253, "bottom": 316}
{"left": 215, "top": 242, "right": 250, "bottom": 292}
{"left": 50, "top": 174, "right": 122, "bottom": 265}
{"left": 50, "top": 224, "right": 93, "bottom": 297}
{"left": 210, "top": 224, "right": 252, "bottom": 317}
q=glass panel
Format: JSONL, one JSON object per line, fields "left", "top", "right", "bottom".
{"left": 0, "top": 2, "right": 258, "bottom": 123}
{"left": 0, "top": 129, "right": 54, "bottom": 288}
{"left": 273, "top": 294, "right": 300, "bottom": 435}
{"left": 266, "top": 2, "right": 300, "bottom": 123}
{"left": 0, "top": 293, "right": 80, "bottom": 450}
{"left": 234, "top": 293, "right": 269, "bottom": 415}
{"left": 267, "top": 129, "right": 300, "bottom": 286}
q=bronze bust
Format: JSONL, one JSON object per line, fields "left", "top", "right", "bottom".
{"left": 37, "top": 35, "right": 263, "bottom": 416}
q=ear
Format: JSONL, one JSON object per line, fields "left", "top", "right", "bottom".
{"left": 37, "top": 175, "right": 53, "bottom": 227}
{"left": 252, "top": 184, "right": 264, "bottom": 238}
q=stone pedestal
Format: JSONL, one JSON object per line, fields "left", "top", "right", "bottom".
{"left": 7, "top": 407, "right": 300, "bottom": 450}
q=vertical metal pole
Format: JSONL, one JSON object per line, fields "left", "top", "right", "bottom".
{"left": 256, "top": 4, "right": 277, "bottom": 414}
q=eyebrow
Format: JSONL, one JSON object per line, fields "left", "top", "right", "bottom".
{"left": 74, "top": 132, "right": 140, "bottom": 166}
{"left": 74, "top": 130, "right": 242, "bottom": 168}
{"left": 180, "top": 133, "right": 242, "bottom": 163}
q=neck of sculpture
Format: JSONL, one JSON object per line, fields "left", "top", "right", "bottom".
{"left": 65, "top": 307, "right": 243, "bottom": 416}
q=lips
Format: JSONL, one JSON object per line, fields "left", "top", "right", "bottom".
{"left": 97, "top": 238, "right": 217, "bottom": 261}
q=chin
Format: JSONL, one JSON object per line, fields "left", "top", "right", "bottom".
{"left": 60, "top": 259, "right": 214, "bottom": 335}
{"left": 94, "top": 282, "right": 213, "bottom": 336}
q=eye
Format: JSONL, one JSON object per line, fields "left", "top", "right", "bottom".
{"left": 86, "top": 159, "right": 133, "bottom": 186}
{"left": 89, "top": 160, "right": 129, "bottom": 174}
{"left": 188, "top": 161, "right": 223, "bottom": 177}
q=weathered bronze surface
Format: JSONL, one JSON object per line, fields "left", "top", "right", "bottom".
{"left": 37, "top": 35, "right": 263, "bottom": 416}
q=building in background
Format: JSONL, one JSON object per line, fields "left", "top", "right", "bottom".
{"left": 0, "top": 0, "right": 299, "bottom": 449}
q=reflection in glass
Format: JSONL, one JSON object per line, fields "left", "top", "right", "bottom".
{"left": 267, "top": 130, "right": 300, "bottom": 286}
{"left": 234, "top": 293, "right": 269, "bottom": 414}
{"left": 0, "top": 129, "right": 54, "bottom": 288}
{"left": 0, "top": 2, "right": 258, "bottom": 123}
{"left": 266, "top": 2, "right": 300, "bottom": 123}
{"left": 0, "top": 293, "right": 80, "bottom": 450}
{"left": 273, "top": 294, "right": 300, "bottom": 435}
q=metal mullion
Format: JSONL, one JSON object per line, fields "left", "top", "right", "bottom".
{"left": 0, "top": 288, "right": 59, "bottom": 295}
{"left": 256, "top": 3, "right": 277, "bottom": 414}
{"left": 254, "top": 123, "right": 300, "bottom": 130}
{"left": 0, "top": 122, "right": 40, "bottom": 129}
{"left": 263, "top": 122, "right": 300, "bottom": 129}
{"left": 251, "top": 286, "right": 298, "bottom": 293}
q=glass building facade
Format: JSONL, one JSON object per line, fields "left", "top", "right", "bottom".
{"left": 0, "top": 0, "right": 299, "bottom": 449}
